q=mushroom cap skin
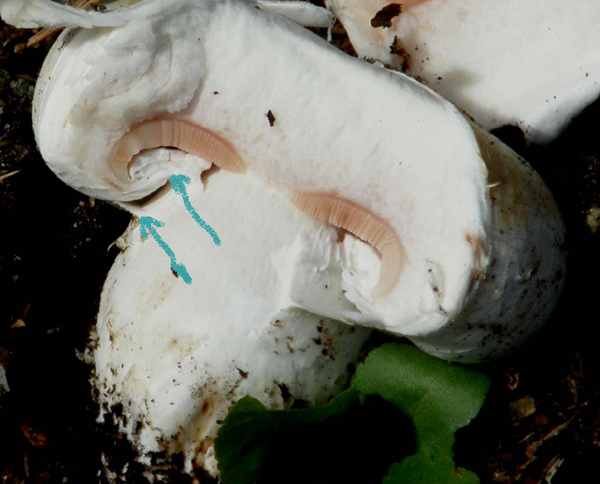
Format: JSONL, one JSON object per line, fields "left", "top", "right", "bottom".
{"left": 93, "top": 160, "right": 372, "bottom": 475}
{"left": 6, "top": 0, "right": 565, "bottom": 362}
{"left": 328, "top": 0, "right": 600, "bottom": 144}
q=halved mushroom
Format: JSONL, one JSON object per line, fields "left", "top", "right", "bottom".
{"left": 6, "top": 0, "right": 565, "bottom": 360}
{"left": 1, "top": 0, "right": 566, "bottom": 476}
{"left": 328, "top": 0, "right": 600, "bottom": 143}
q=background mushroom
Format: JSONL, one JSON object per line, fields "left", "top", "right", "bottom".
{"left": 328, "top": 0, "right": 600, "bottom": 143}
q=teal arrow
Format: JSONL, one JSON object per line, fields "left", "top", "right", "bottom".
{"left": 139, "top": 216, "right": 192, "bottom": 285}
{"left": 170, "top": 174, "right": 221, "bottom": 246}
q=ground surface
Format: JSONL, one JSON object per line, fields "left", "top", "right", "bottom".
{"left": 1, "top": 8, "right": 600, "bottom": 484}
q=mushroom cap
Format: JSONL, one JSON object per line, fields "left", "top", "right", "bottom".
{"left": 329, "top": 0, "right": 600, "bottom": 143}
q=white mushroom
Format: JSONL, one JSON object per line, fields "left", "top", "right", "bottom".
{"left": 327, "top": 0, "right": 600, "bottom": 143}
{"left": 1, "top": 0, "right": 566, "bottom": 476}
{"left": 3, "top": 0, "right": 566, "bottom": 359}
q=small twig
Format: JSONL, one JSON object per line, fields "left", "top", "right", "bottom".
{"left": 0, "top": 169, "right": 22, "bottom": 182}
{"left": 23, "top": 27, "right": 63, "bottom": 49}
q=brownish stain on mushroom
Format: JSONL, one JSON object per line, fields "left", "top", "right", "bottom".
{"left": 465, "top": 232, "right": 486, "bottom": 295}
{"left": 199, "top": 437, "right": 214, "bottom": 454}
{"left": 201, "top": 397, "right": 214, "bottom": 415}
{"left": 184, "top": 395, "right": 221, "bottom": 455}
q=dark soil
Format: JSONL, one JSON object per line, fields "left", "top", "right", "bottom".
{"left": 1, "top": 8, "right": 600, "bottom": 484}
{"left": 0, "top": 22, "right": 130, "bottom": 484}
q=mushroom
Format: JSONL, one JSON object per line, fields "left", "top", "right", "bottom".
{"left": 327, "top": 0, "right": 600, "bottom": 143}
{"left": 1, "top": 0, "right": 566, "bottom": 477}
{"left": 4, "top": 0, "right": 567, "bottom": 359}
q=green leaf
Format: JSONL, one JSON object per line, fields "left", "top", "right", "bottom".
{"left": 214, "top": 391, "right": 359, "bottom": 484}
{"left": 352, "top": 343, "right": 491, "bottom": 483}
{"left": 215, "top": 343, "right": 491, "bottom": 484}
{"left": 215, "top": 390, "right": 413, "bottom": 484}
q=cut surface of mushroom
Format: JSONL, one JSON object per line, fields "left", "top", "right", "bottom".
{"left": 24, "top": 0, "right": 565, "bottom": 364}
{"left": 112, "top": 118, "right": 246, "bottom": 182}
{"left": 292, "top": 191, "right": 404, "bottom": 298}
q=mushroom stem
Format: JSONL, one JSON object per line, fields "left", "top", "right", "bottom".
{"left": 291, "top": 191, "right": 404, "bottom": 297}
{"left": 112, "top": 118, "right": 246, "bottom": 182}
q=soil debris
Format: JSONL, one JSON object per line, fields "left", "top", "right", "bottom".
{"left": 370, "top": 3, "right": 402, "bottom": 29}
